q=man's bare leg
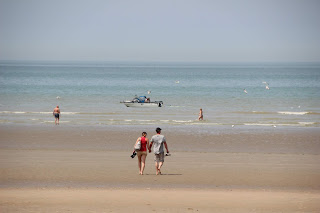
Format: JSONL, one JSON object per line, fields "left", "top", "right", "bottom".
{"left": 155, "top": 162, "right": 159, "bottom": 175}
{"left": 158, "top": 162, "right": 163, "bottom": 175}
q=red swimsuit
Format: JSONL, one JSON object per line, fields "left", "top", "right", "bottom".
{"left": 140, "top": 136, "right": 147, "bottom": 152}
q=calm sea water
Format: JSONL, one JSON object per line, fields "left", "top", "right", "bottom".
{"left": 1, "top": 61, "right": 320, "bottom": 129}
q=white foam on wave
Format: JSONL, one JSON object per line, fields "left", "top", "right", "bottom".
{"left": 244, "top": 122, "right": 315, "bottom": 127}
{"left": 251, "top": 111, "right": 273, "bottom": 114}
{"left": 186, "top": 122, "right": 221, "bottom": 126}
{"left": 278, "top": 111, "right": 309, "bottom": 115}
{"left": 172, "top": 120, "right": 193, "bottom": 123}
{"left": 61, "top": 112, "right": 79, "bottom": 115}
{"left": 0, "top": 111, "right": 26, "bottom": 114}
{"left": 0, "top": 111, "right": 79, "bottom": 115}
{"left": 42, "top": 121, "right": 70, "bottom": 123}
{"left": 298, "top": 122, "right": 315, "bottom": 125}
{"left": 244, "top": 123, "right": 274, "bottom": 126}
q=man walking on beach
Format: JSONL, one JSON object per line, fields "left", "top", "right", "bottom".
{"left": 149, "top": 127, "right": 169, "bottom": 175}
{"left": 53, "top": 105, "right": 60, "bottom": 125}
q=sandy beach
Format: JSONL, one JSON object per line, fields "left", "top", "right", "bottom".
{"left": 1, "top": 124, "right": 320, "bottom": 212}
{"left": 1, "top": 188, "right": 320, "bottom": 213}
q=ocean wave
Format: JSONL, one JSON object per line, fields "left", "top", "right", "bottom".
{"left": 186, "top": 122, "right": 222, "bottom": 126}
{"left": 41, "top": 121, "right": 70, "bottom": 123}
{"left": 233, "top": 111, "right": 317, "bottom": 115}
{"left": 0, "top": 111, "right": 120, "bottom": 115}
{"left": 307, "top": 112, "right": 320, "bottom": 115}
{"left": 0, "top": 111, "right": 26, "bottom": 114}
{"left": 77, "top": 112, "right": 118, "bottom": 115}
{"left": 59, "top": 112, "right": 79, "bottom": 115}
{"left": 0, "top": 111, "right": 80, "bottom": 115}
{"left": 233, "top": 111, "right": 274, "bottom": 115}
{"left": 1, "top": 118, "right": 318, "bottom": 127}
{"left": 251, "top": 111, "right": 274, "bottom": 114}
{"left": 244, "top": 122, "right": 316, "bottom": 127}
{"left": 277, "top": 111, "right": 310, "bottom": 115}
{"left": 298, "top": 122, "right": 315, "bottom": 125}
{"left": 172, "top": 120, "right": 193, "bottom": 123}
{"left": 244, "top": 123, "right": 277, "bottom": 126}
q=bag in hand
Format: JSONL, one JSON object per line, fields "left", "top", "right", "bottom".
{"left": 134, "top": 139, "right": 141, "bottom": 151}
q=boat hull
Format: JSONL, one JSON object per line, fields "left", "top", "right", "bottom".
{"left": 122, "top": 102, "right": 163, "bottom": 107}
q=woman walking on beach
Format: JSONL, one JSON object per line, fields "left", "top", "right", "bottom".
{"left": 134, "top": 132, "right": 150, "bottom": 175}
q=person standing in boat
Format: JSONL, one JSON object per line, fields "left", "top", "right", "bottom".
{"left": 133, "top": 132, "right": 150, "bottom": 175}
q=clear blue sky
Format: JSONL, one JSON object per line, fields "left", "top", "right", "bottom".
{"left": 0, "top": 0, "right": 320, "bottom": 62}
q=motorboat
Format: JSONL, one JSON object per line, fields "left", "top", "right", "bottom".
{"left": 121, "top": 96, "right": 163, "bottom": 107}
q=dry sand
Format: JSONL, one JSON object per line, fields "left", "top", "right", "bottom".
{"left": 1, "top": 188, "right": 320, "bottom": 213}
{"left": 1, "top": 124, "right": 320, "bottom": 212}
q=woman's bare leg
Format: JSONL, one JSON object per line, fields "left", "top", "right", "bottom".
{"left": 140, "top": 155, "right": 146, "bottom": 175}
{"left": 138, "top": 155, "right": 142, "bottom": 174}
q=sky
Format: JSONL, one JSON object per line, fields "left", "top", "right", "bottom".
{"left": 0, "top": 0, "right": 320, "bottom": 62}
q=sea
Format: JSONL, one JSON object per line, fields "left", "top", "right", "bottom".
{"left": 1, "top": 61, "right": 320, "bottom": 132}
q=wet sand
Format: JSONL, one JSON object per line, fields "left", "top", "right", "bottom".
{"left": 1, "top": 124, "right": 320, "bottom": 154}
{"left": 0, "top": 124, "right": 320, "bottom": 212}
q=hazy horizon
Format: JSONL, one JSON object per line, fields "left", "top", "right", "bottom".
{"left": 1, "top": 0, "right": 320, "bottom": 62}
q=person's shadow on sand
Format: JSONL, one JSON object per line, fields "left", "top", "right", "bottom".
{"left": 145, "top": 174, "right": 182, "bottom": 176}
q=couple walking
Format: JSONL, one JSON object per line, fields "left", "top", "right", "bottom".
{"left": 133, "top": 127, "right": 169, "bottom": 175}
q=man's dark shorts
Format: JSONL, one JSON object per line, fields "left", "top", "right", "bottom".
{"left": 54, "top": 113, "right": 59, "bottom": 119}
{"left": 154, "top": 153, "right": 164, "bottom": 162}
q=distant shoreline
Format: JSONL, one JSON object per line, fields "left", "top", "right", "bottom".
{"left": 1, "top": 60, "right": 320, "bottom": 68}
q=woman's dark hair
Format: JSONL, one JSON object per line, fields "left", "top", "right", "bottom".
{"left": 142, "top": 132, "right": 147, "bottom": 136}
